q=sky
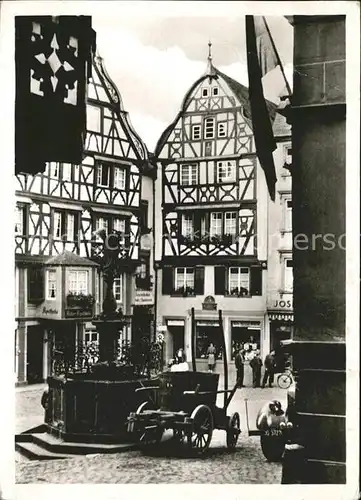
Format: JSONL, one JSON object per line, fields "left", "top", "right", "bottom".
{"left": 91, "top": 12, "right": 293, "bottom": 152}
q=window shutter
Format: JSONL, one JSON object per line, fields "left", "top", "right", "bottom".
{"left": 28, "top": 266, "right": 45, "bottom": 303}
{"left": 162, "top": 266, "right": 173, "bottom": 295}
{"left": 214, "top": 266, "right": 226, "bottom": 295}
{"left": 194, "top": 266, "right": 205, "bottom": 295}
{"left": 250, "top": 266, "right": 262, "bottom": 296}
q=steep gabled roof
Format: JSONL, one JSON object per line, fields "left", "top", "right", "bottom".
{"left": 215, "top": 69, "right": 277, "bottom": 123}
{"left": 45, "top": 251, "right": 99, "bottom": 267}
{"left": 154, "top": 65, "right": 277, "bottom": 157}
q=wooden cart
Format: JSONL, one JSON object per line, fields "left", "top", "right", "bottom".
{"left": 127, "top": 309, "right": 241, "bottom": 455}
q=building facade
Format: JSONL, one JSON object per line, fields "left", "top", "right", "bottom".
{"left": 265, "top": 112, "right": 293, "bottom": 355}
{"left": 154, "top": 54, "right": 292, "bottom": 377}
{"left": 14, "top": 54, "right": 154, "bottom": 385}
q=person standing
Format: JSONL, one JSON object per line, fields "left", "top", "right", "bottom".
{"left": 250, "top": 351, "right": 263, "bottom": 388}
{"left": 262, "top": 351, "right": 276, "bottom": 388}
{"left": 234, "top": 349, "right": 245, "bottom": 387}
{"left": 207, "top": 343, "right": 216, "bottom": 372}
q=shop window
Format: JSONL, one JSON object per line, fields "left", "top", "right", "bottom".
{"left": 195, "top": 320, "right": 223, "bottom": 360}
{"left": 231, "top": 321, "right": 260, "bottom": 360}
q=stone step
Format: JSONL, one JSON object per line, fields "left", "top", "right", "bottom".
{"left": 32, "top": 432, "right": 136, "bottom": 454}
{"left": 15, "top": 441, "right": 73, "bottom": 461}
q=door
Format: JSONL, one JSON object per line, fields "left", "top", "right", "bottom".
{"left": 26, "top": 326, "right": 44, "bottom": 384}
{"left": 168, "top": 325, "right": 184, "bottom": 358}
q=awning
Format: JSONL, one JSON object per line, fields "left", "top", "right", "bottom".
{"left": 268, "top": 312, "right": 294, "bottom": 322}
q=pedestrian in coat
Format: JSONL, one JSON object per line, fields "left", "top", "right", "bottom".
{"left": 262, "top": 351, "right": 276, "bottom": 388}
{"left": 207, "top": 343, "right": 216, "bottom": 372}
{"left": 234, "top": 349, "right": 245, "bottom": 387}
{"left": 250, "top": 351, "right": 262, "bottom": 388}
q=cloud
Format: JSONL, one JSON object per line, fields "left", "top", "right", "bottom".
{"left": 129, "top": 113, "right": 168, "bottom": 152}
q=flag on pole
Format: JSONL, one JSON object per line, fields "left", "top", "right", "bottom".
{"left": 15, "top": 16, "right": 96, "bottom": 176}
{"left": 245, "top": 15, "right": 279, "bottom": 201}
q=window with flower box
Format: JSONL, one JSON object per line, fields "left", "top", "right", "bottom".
{"left": 162, "top": 266, "right": 204, "bottom": 296}
{"left": 68, "top": 270, "right": 88, "bottom": 295}
{"left": 214, "top": 265, "right": 263, "bottom": 297}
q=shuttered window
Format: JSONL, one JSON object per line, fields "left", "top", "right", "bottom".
{"left": 162, "top": 266, "right": 204, "bottom": 295}
{"left": 250, "top": 266, "right": 263, "bottom": 296}
{"left": 215, "top": 265, "right": 263, "bottom": 296}
{"left": 28, "top": 266, "right": 44, "bottom": 303}
{"left": 214, "top": 266, "right": 226, "bottom": 295}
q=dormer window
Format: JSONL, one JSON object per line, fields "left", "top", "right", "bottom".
{"left": 204, "top": 117, "right": 215, "bottom": 139}
{"left": 202, "top": 88, "right": 209, "bottom": 98}
{"left": 212, "top": 87, "right": 219, "bottom": 96}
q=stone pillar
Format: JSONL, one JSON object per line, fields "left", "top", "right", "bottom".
{"left": 282, "top": 15, "right": 346, "bottom": 484}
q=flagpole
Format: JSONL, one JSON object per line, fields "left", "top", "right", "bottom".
{"left": 262, "top": 16, "right": 292, "bottom": 97}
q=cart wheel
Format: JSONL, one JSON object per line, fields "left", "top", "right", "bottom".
{"left": 226, "top": 412, "right": 241, "bottom": 449}
{"left": 260, "top": 434, "right": 285, "bottom": 462}
{"left": 187, "top": 405, "right": 213, "bottom": 455}
{"left": 277, "top": 373, "right": 292, "bottom": 389}
{"left": 136, "top": 402, "right": 164, "bottom": 446}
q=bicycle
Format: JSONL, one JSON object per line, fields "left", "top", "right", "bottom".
{"left": 277, "top": 368, "right": 294, "bottom": 389}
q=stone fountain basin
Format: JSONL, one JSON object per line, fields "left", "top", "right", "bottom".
{"left": 45, "top": 375, "right": 159, "bottom": 444}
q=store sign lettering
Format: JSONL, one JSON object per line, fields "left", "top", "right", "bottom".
{"left": 273, "top": 300, "right": 292, "bottom": 309}
{"left": 65, "top": 308, "right": 93, "bottom": 318}
{"left": 42, "top": 307, "right": 58, "bottom": 315}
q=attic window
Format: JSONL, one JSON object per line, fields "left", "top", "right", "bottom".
{"left": 212, "top": 87, "right": 219, "bottom": 96}
{"left": 202, "top": 88, "right": 209, "bottom": 98}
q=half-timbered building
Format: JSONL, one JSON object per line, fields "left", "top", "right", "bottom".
{"left": 154, "top": 50, "right": 286, "bottom": 378}
{"left": 14, "top": 54, "right": 155, "bottom": 385}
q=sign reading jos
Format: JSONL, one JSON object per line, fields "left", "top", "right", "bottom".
{"left": 133, "top": 290, "right": 154, "bottom": 306}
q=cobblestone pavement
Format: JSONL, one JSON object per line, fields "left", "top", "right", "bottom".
{"left": 16, "top": 383, "right": 287, "bottom": 484}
